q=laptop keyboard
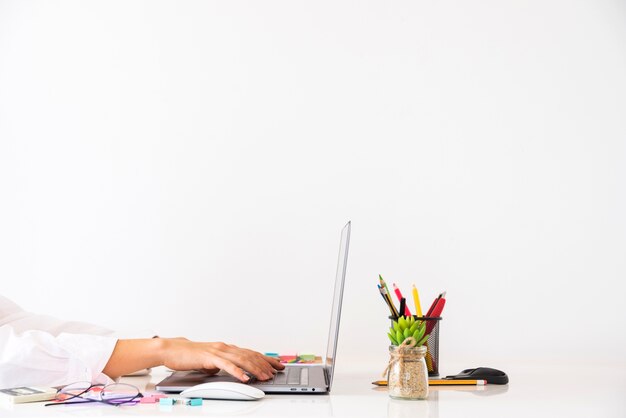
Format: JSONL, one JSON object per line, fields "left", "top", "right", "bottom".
{"left": 267, "top": 367, "right": 309, "bottom": 386}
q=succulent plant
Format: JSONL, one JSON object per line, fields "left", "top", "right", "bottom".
{"left": 387, "top": 315, "right": 428, "bottom": 347}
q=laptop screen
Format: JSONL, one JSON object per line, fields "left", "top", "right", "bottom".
{"left": 323, "top": 221, "right": 350, "bottom": 390}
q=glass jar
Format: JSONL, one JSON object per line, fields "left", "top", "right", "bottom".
{"left": 387, "top": 344, "right": 429, "bottom": 400}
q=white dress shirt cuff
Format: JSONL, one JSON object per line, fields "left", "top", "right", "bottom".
{"left": 56, "top": 333, "right": 118, "bottom": 385}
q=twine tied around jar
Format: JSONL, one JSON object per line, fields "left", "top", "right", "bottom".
{"left": 382, "top": 336, "right": 417, "bottom": 378}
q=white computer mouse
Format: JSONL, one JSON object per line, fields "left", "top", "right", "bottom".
{"left": 179, "top": 382, "right": 265, "bottom": 401}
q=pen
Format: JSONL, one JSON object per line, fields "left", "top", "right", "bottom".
{"left": 392, "top": 283, "right": 412, "bottom": 316}
{"left": 372, "top": 380, "right": 486, "bottom": 386}
{"left": 399, "top": 298, "right": 406, "bottom": 319}
{"left": 411, "top": 285, "right": 423, "bottom": 317}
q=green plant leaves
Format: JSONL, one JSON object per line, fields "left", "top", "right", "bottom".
{"left": 395, "top": 329, "right": 403, "bottom": 344}
{"left": 398, "top": 316, "right": 408, "bottom": 329}
{"left": 413, "top": 324, "right": 425, "bottom": 342}
{"left": 387, "top": 315, "right": 429, "bottom": 346}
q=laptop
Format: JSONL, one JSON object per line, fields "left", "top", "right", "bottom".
{"left": 155, "top": 221, "right": 351, "bottom": 394}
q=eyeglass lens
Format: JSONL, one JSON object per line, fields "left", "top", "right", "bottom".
{"left": 101, "top": 383, "right": 141, "bottom": 405}
{"left": 56, "top": 381, "right": 95, "bottom": 401}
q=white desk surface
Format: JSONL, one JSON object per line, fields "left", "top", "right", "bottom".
{"left": 1, "top": 364, "right": 624, "bottom": 418}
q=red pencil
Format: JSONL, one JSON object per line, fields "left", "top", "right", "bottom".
{"left": 392, "top": 283, "right": 412, "bottom": 316}
{"left": 426, "top": 294, "right": 446, "bottom": 334}
{"left": 425, "top": 291, "right": 446, "bottom": 317}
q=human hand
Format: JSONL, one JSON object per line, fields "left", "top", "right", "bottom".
{"left": 159, "top": 338, "right": 284, "bottom": 382}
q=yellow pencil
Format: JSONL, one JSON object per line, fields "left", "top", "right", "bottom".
{"left": 412, "top": 285, "right": 423, "bottom": 317}
{"left": 372, "top": 380, "right": 486, "bottom": 386}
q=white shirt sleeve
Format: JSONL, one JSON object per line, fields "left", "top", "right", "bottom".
{"left": 0, "top": 294, "right": 115, "bottom": 337}
{"left": 0, "top": 326, "right": 118, "bottom": 389}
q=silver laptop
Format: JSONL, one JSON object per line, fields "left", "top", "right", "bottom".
{"left": 155, "top": 221, "right": 351, "bottom": 394}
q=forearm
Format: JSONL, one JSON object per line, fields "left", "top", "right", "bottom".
{"left": 102, "top": 338, "right": 165, "bottom": 379}
{"left": 101, "top": 337, "right": 284, "bottom": 382}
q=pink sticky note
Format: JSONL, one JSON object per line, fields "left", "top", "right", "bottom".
{"left": 140, "top": 396, "right": 158, "bottom": 404}
{"left": 279, "top": 355, "right": 297, "bottom": 363}
{"left": 140, "top": 393, "right": 167, "bottom": 403}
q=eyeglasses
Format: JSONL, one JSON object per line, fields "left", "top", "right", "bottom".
{"left": 45, "top": 382, "right": 143, "bottom": 407}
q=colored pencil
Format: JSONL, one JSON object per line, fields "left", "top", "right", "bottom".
{"left": 372, "top": 379, "right": 486, "bottom": 386}
{"left": 412, "top": 285, "right": 423, "bottom": 317}
{"left": 392, "top": 283, "right": 412, "bottom": 316}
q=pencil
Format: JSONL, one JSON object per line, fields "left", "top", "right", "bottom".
{"left": 377, "top": 285, "right": 396, "bottom": 316}
{"left": 372, "top": 380, "right": 486, "bottom": 386}
{"left": 392, "top": 283, "right": 412, "bottom": 316}
{"left": 425, "top": 291, "right": 446, "bottom": 317}
{"left": 411, "top": 285, "right": 423, "bottom": 317}
{"left": 379, "top": 275, "right": 391, "bottom": 296}
{"left": 380, "top": 286, "right": 399, "bottom": 317}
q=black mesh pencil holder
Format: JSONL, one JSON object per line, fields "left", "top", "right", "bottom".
{"left": 389, "top": 316, "right": 442, "bottom": 377}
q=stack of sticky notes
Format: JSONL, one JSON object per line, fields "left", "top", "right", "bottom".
{"left": 138, "top": 394, "right": 202, "bottom": 406}
{"left": 265, "top": 352, "right": 321, "bottom": 364}
{"left": 158, "top": 397, "right": 202, "bottom": 406}
{"left": 298, "top": 354, "right": 316, "bottom": 362}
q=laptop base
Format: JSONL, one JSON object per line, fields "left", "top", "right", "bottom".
{"left": 155, "top": 366, "right": 328, "bottom": 394}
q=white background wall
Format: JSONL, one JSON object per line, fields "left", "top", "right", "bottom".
{"left": 1, "top": 0, "right": 625, "bottom": 372}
